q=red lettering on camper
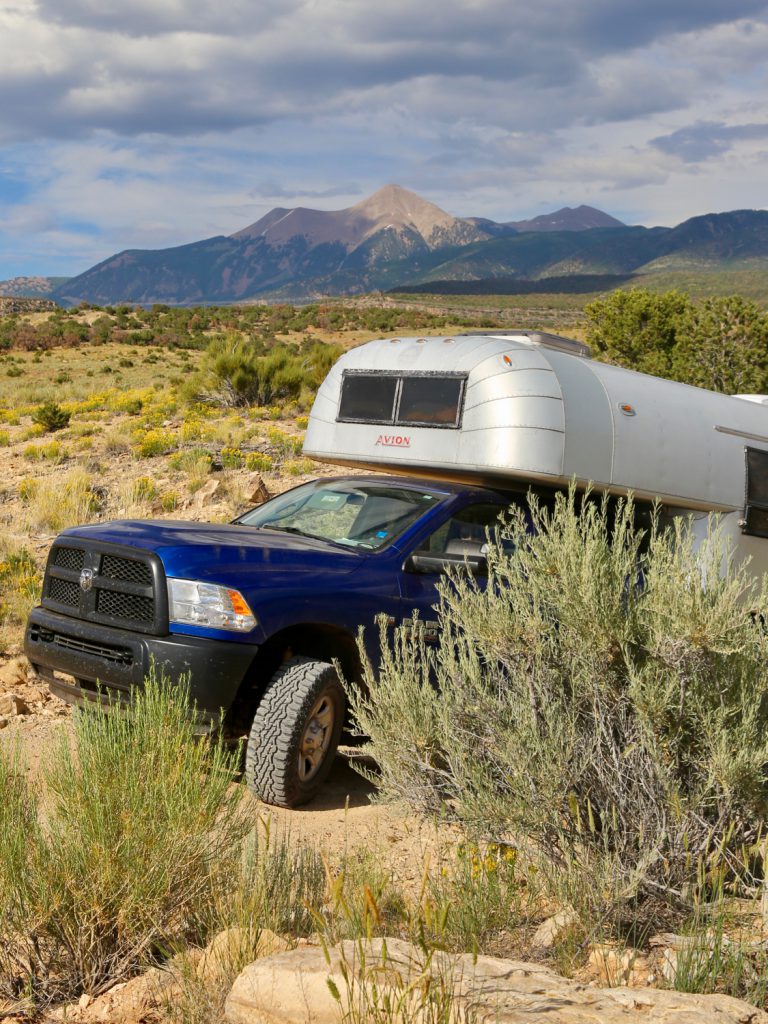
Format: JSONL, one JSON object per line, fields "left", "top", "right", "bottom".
{"left": 375, "top": 435, "right": 411, "bottom": 448}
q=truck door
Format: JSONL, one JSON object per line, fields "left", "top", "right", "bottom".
{"left": 397, "top": 503, "right": 508, "bottom": 644}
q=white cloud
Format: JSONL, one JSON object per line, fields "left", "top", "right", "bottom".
{"left": 0, "top": 0, "right": 767, "bottom": 275}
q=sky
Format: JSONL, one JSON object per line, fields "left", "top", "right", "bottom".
{"left": 0, "top": 0, "right": 767, "bottom": 279}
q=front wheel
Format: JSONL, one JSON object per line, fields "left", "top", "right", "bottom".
{"left": 245, "top": 656, "right": 345, "bottom": 807}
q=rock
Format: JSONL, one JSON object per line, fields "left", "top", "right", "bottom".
{"left": 197, "top": 928, "right": 290, "bottom": 987}
{"left": 194, "top": 478, "right": 221, "bottom": 507}
{"left": 530, "top": 908, "right": 579, "bottom": 948}
{"left": 657, "top": 946, "right": 679, "bottom": 984}
{"left": 0, "top": 657, "right": 29, "bottom": 690}
{"left": 0, "top": 693, "right": 30, "bottom": 717}
{"left": 224, "top": 937, "right": 768, "bottom": 1024}
{"left": 75, "top": 966, "right": 180, "bottom": 1023}
{"left": 247, "top": 476, "right": 271, "bottom": 505}
{"left": 0, "top": 717, "right": 8, "bottom": 730}
{"left": 587, "top": 943, "right": 653, "bottom": 987}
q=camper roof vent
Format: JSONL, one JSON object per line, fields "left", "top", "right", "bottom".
{"left": 456, "top": 330, "right": 591, "bottom": 359}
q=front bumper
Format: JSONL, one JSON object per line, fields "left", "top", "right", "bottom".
{"left": 25, "top": 606, "right": 258, "bottom": 727}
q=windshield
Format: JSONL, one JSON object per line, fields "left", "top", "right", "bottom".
{"left": 236, "top": 480, "right": 441, "bottom": 550}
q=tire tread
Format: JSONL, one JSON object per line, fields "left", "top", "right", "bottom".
{"left": 245, "top": 656, "right": 344, "bottom": 807}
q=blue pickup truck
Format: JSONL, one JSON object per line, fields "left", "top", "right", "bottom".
{"left": 25, "top": 474, "right": 512, "bottom": 806}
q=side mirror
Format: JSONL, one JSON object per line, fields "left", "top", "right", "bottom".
{"left": 404, "top": 551, "right": 488, "bottom": 576}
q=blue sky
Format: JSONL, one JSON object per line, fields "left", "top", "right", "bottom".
{"left": 0, "top": 0, "right": 767, "bottom": 278}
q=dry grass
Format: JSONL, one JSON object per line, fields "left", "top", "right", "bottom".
{"left": 19, "top": 466, "right": 100, "bottom": 533}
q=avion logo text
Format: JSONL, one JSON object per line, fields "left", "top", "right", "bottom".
{"left": 375, "top": 435, "right": 411, "bottom": 448}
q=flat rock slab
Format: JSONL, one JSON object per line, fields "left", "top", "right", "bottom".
{"left": 225, "top": 937, "right": 768, "bottom": 1024}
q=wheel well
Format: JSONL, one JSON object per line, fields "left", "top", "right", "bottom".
{"left": 225, "top": 623, "right": 361, "bottom": 731}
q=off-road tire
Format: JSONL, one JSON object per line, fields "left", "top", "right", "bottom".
{"left": 245, "top": 656, "right": 345, "bottom": 808}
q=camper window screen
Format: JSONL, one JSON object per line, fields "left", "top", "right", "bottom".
{"left": 744, "top": 447, "right": 768, "bottom": 538}
{"left": 338, "top": 375, "right": 398, "bottom": 423}
{"left": 397, "top": 376, "right": 464, "bottom": 426}
{"left": 338, "top": 372, "right": 465, "bottom": 427}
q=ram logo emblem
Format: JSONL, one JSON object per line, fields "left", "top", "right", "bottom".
{"left": 79, "top": 568, "right": 94, "bottom": 592}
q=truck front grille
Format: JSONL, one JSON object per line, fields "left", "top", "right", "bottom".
{"left": 54, "top": 546, "right": 85, "bottom": 571}
{"left": 96, "top": 590, "right": 155, "bottom": 624}
{"left": 101, "top": 554, "right": 153, "bottom": 586}
{"left": 48, "top": 577, "right": 80, "bottom": 607}
{"left": 41, "top": 541, "right": 167, "bottom": 635}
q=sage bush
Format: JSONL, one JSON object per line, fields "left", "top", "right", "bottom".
{"left": 350, "top": 493, "right": 768, "bottom": 932}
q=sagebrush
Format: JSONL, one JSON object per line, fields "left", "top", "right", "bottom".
{"left": 349, "top": 492, "right": 768, "bottom": 933}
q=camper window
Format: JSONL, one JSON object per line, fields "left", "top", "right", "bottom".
{"left": 338, "top": 375, "right": 398, "bottom": 422}
{"left": 397, "top": 376, "right": 464, "bottom": 426}
{"left": 744, "top": 447, "right": 768, "bottom": 538}
{"left": 338, "top": 371, "right": 466, "bottom": 428}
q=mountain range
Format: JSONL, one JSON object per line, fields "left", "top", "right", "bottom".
{"left": 38, "top": 185, "right": 768, "bottom": 306}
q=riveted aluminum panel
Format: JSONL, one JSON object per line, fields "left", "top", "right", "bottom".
{"left": 462, "top": 395, "right": 564, "bottom": 432}
{"left": 467, "top": 347, "right": 556, "bottom": 388}
{"left": 544, "top": 350, "right": 614, "bottom": 486}
{"left": 465, "top": 367, "right": 561, "bottom": 402}
{"left": 457, "top": 425, "right": 564, "bottom": 478}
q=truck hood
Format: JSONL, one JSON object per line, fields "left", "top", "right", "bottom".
{"left": 59, "top": 519, "right": 364, "bottom": 585}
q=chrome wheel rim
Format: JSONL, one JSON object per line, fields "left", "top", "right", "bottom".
{"left": 298, "top": 692, "right": 335, "bottom": 782}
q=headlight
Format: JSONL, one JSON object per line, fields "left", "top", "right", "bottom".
{"left": 167, "top": 579, "right": 257, "bottom": 632}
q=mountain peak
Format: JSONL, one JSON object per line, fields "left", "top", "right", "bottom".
{"left": 348, "top": 184, "right": 459, "bottom": 239}
{"left": 232, "top": 184, "right": 476, "bottom": 251}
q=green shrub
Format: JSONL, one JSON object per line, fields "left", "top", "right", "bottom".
{"left": 184, "top": 335, "right": 340, "bottom": 410}
{"left": 266, "top": 426, "right": 303, "bottom": 457}
{"left": 0, "top": 544, "right": 40, "bottom": 625}
{"left": 244, "top": 452, "right": 274, "bottom": 473}
{"left": 221, "top": 445, "right": 244, "bottom": 468}
{"left": 0, "top": 671, "right": 249, "bottom": 1007}
{"left": 23, "top": 440, "right": 67, "bottom": 463}
{"left": 31, "top": 401, "right": 71, "bottom": 432}
{"left": 160, "top": 491, "right": 180, "bottom": 512}
{"left": 133, "top": 427, "right": 176, "bottom": 458}
{"left": 349, "top": 492, "right": 768, "bottom": 935}
{"left": 286, "top": 457, "right": 315, "bottom": 477}
{"left": 585, "top": 289, "right": 768, "bottom": 393}
{"left": 420, "top": 840, "right": 528, "bottom": 954}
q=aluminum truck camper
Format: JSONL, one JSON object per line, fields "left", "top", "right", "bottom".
{"left": 304, "top": 330, "right": 768, "bottom": 577}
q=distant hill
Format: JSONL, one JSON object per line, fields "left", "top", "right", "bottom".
{"left": 508, "top": 205, "right": 625, "bottom": 233}
{"left": 0, "top": 276, "right": 69, "bottom": 298}
{"left": 49, "top": 188, "right": 768, "bottom": 306}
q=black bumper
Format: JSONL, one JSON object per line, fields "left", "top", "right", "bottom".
{"left": 25, "top": 606, "right": 258, "bottom": 727}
